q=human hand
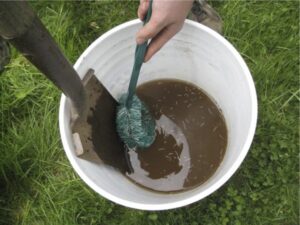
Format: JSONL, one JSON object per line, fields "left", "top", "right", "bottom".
{"left": 137, "top": 0, "right": 193, "bottom": 62}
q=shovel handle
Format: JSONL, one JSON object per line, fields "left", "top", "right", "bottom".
{"left": 0, "top": 1, "right": 87, "bottom": 119}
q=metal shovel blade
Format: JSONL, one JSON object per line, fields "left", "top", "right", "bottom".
{"left": 72, "top": 69, "right": 129, "bottom": 173}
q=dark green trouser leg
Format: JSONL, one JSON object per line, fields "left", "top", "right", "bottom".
{"left": 189, "top": 0, "right": 223, "bottom": 34}
{"left": 0, "top": 37, "right": 10, "bottom": 73}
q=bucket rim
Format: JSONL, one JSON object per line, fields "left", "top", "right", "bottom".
{"left": 59, "top": 19, "right": 258, "bottom": 211}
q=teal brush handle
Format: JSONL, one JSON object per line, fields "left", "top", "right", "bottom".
{"left": 126, "top": 0, "right": 153, "bottom": 108}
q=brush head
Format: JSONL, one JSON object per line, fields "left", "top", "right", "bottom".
{"left": 116, "top": 93, "right": 156, "bottom": 148}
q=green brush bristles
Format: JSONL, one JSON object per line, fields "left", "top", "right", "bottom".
{"left": 116, "top": 93, "right": 156, "bottom": 148}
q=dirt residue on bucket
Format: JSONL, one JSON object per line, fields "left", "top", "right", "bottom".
{"left": 124, "top": 79, "right": 228, "bottom": 192}
{"left": 72, "top": 76, "right": 227, "bottom": 193}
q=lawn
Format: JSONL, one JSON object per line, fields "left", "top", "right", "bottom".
{"left": 0, "top": 1, "right": 299, "bottom": 224}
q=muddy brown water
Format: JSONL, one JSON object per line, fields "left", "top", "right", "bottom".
{"left": 86, "top": 79, "right": 228, "bottom": 193}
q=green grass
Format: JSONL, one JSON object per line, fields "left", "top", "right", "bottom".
{"left": 0, "top": 1, "right": 299, "bottom": 224}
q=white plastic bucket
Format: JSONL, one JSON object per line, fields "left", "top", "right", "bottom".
{"left": 59, "top": 19, "right": 257, "bottom": 210}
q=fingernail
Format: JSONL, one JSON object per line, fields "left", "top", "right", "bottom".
{"left": 137, "top": 38, "right": 144, "bottom": 45}
{"left": 144, "top": 55, "right": 150, "bottom": 62}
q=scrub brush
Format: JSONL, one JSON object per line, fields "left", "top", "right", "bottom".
{"left": 116, "top": 0, "right": 156, "bottom": 149}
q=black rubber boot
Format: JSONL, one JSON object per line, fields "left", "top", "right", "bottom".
{"left": 0, "top": 37, "right": 11, "bottom": 73}
{"left": 189, "top": 0, "right": 223, "bottom": 34}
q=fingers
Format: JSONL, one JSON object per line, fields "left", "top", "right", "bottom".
{"left": 137, "top": 0, "right": 149, "bottom": 21}
{"left": 144, "top": 23, "right": 182, "bottom": 62}
{"left": 136, "top": 18, "right": 165, "bottom": 45}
